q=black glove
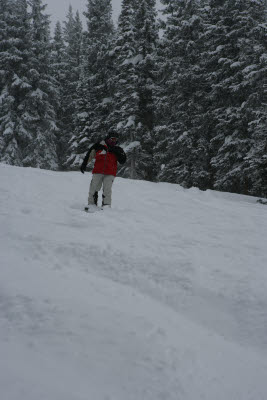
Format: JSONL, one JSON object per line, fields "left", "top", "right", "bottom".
{"left": 107, "top": 146, "right": 114, "bottom": 153}
{"left": 109, "top": 145, "right": 121, "bottom": 155}
{"left": 98, "top": 144, "right": 107, "bottom": 151}
{"left": 108, "top": 146, "right": 126, "bottom": 164}
{"left": 80, "top": 163, "right": 86, "bottom": 174}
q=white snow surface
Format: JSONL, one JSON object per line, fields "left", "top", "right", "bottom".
{"left": 1, "top": 164, "right": 267, "bottom": 400}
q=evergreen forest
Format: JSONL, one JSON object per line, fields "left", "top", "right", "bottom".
{"left": 0, "top": 0, "right": 266, "bottom": 197}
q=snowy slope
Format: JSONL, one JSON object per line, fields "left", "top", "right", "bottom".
{"left": 1, "top": 163, "right": 267, "bottom": 400}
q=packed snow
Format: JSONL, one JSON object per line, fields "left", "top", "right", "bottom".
{"left": 1, "top": 163, "right": 267, "bottom": 400}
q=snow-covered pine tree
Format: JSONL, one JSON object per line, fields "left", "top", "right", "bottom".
{"left": 21, "top": 0, "right": 58, "bottom": 169}
{"left": 242, "top": 0, "right": 267, "bottom": 198}
{"left": 205, "top": 0, "right": 267, "bottom": 195}
{"left": 0, "top": 0, "right": 19, "bottom": 164}
{"left": 61, "top": 7, "right": 83, "bottom": 168}
{"left": 51, "top": 21, "right": 68, "bottom": 167}
{"left": 133, "top": 0, "right": 158, "bottom": 181}
{"left": 0, "top": 0, "right": 32, "bottom": 165}
{"left": 155, "top": 0, "right": 209, "bottom": 188}
{"left": 110, "top": 0, "right": 140, "bottom": 179}
{"left": 67, "top": 0, "right": 114, "bottom": 168}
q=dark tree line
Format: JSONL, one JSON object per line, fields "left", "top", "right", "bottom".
{"left": 0, "top": 0, "right": 266, "bottom": 197}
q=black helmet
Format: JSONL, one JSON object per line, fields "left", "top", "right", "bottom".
{"left": 105, "top": 130, "right": 119, "bottom": 145}
{"left": 106, "top": 129, "right": 118, "bottom": 139}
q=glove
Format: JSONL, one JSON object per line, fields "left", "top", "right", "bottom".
{"left": 108, "top": 145, "right": 119, "bottom": 154}
{"left": 107, "top": 146, "right": 114, "bottom": 153}
{"left": 98, "top": 144, "right": 107, "bottom": 151}
{"left": 80, "top": 164, "right": 86, "bottom": 174}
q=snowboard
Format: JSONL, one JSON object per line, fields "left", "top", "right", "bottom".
{"left": 84, "top": 205, "right": 103, "bottom": 213}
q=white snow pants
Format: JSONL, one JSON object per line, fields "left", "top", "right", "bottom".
{"left": 88, "top": 174, "right": 115, "bottom": 206}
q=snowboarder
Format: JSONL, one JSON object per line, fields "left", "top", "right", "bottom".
{"left": 80, "top": 132, "right": 126, "bottom": 211}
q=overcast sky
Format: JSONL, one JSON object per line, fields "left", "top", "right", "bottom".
{"left": 45, "top": 0, "right": 121, "bottom": 29}
{"left": 45, "top": 0, "right": 162, "bottom": 31}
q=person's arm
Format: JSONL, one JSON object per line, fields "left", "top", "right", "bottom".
{"left": 80, "top": 143, "right": 106, "bottom": 173}
{"left": 109, "top": 146, "right": 127, "bottom": 164}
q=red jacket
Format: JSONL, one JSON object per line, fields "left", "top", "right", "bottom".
{"left": 93, "top": 145, "right": 118, "bottom": 176}
{"left": 81, "top": 140, "right": 126, "bottom": 177}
